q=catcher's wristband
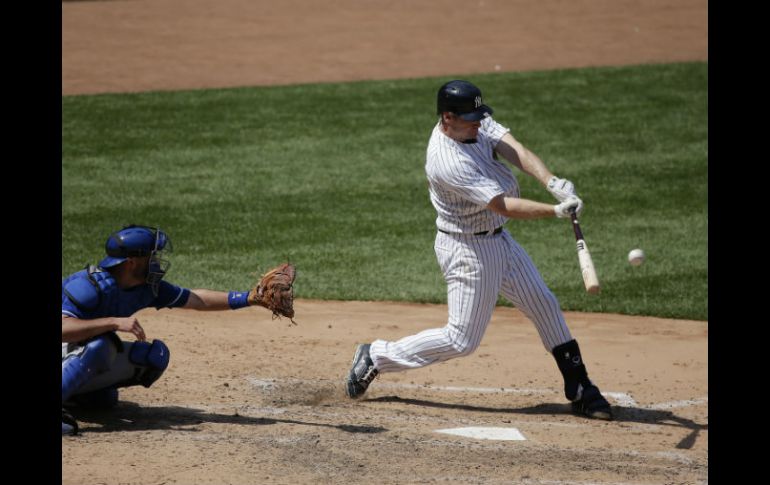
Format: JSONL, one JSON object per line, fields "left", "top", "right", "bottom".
{"left": 227, "top": 291, "right": 251, "bottom": 310}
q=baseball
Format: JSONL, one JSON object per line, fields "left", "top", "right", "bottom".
{"left": 628, "top": 248, "right": 645, "bottom": 266}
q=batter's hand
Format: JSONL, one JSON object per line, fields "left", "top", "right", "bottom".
{"left": 554, "top": 196, "right": 584, "bottom": 218}
{"left": 114, "top": 317, "right": 147, "bottom": 341}
{"left": 547, "top": 176, "right": 577, "bottom": 202}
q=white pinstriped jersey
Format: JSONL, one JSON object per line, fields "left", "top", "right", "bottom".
{"left": 426, "top": 117, "right": 520, "bottom": 234}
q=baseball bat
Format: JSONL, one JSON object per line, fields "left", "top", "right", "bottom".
{"left": 569, "top": 210, "right": 601, "bottom": 294}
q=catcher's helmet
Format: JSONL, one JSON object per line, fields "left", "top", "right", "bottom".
{"left": 436, "top": 80, "right": 493, "bottom": 121}
{"left": 99, "top": 225, "right": 172, "bottom": 295}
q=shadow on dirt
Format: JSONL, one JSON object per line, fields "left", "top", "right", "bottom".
{"left": 366, "top": 395, "right": 707, "bottom": 449}
{"left": 69, "top": 401, "right": 387, "bottom": 435}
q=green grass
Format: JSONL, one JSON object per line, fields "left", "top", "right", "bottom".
{"left": 62, "top": 61, "right": 707, "bottom": 320}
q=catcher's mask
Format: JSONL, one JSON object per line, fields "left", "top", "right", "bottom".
{"left": 436, "top": 80, "right": 493, "bottom": 121}
{"left": 99, "top": 224, "right": 173, "bottom": 296}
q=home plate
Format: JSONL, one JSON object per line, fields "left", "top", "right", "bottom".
{"left": 435, "top": 427, "right": 526, "bottom": 441}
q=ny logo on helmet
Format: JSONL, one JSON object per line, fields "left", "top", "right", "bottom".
{"left": 474, "top": 96, "right": 482, "bottom": 108}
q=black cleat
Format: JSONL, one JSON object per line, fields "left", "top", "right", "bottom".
{"left": 346, "top": 344, "right": 379, "bottom": 398}
{"left": 571, "top": 383, "right": 613, "bottom": 420}
{"left": 62, "top": 408, "right": 79, "bottom": 436}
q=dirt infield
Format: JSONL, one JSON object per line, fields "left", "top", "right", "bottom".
{"left": 62, "top": 0, "right": 707, "bottom": 96}
{"left": 62, "top": 1, "right": 708, "bottom": 484}
{"left": 63, "top": 303, "right": 707, "bottom": 484}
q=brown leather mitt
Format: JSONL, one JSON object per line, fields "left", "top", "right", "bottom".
{"left": 248, "top": 263, "right": 296, "bottom": 323}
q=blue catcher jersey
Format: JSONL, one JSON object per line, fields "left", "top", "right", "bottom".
{"left": 62, "top": 266, "right": 191, "bottom": 319}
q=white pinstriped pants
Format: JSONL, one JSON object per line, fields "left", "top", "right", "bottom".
{"left": 370, "top": 229, "right": 573, "bottom": 373}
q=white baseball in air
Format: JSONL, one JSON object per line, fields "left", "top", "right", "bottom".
{"left": 628, "top": 248, "right": 645, "bottom": 266}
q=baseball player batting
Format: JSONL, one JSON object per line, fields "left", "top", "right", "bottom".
{"left": 345, "top": 80, "right": 612, "bottom": 420}
{"left": 61, "top": 224, "right": 296, "bottom": 435}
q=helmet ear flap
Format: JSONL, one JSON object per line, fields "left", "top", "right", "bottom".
{"left": 154, "top": 228, "right": 171, "bottom": 253}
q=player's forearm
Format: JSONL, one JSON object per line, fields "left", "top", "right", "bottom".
{"left": 61, "top": 317, "right": 120, "bottom": 343}
{"left": 495, "top": 134, "right": 553, "bottom": 186}
{"left": 487, "top": 195, "right": 557, "bottom": 220}
{"left": 185, "top": 289, "right": 233, "bottom": 311}
{"left": 514, "top": 146, "right": 554, "bottom": 187}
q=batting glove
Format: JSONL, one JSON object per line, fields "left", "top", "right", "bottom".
{"left": 547, "top": 176, "right": 576, "bottom": 202}
{"left": 554, "top": 196, "right": 584, "bottom": 218}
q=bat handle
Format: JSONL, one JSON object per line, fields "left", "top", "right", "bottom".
{"left": 569, "top": 209, "right": 584, "bottom": 240}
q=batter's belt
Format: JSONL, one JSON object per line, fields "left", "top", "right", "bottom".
{"left": 438, "top": 226, "right": 503, "bottom": 236}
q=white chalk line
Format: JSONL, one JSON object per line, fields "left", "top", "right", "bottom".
{"left": 376, "top": 381, "right": 556, "bottom": 395}
{"left": 603, "top": 392, "right": 637, "bottom": 407}
{"left": 247, "top": 377, "right": 707, "bottom": 410}
{"left": 646, "top": 397, "right": 709, "bottom": 410}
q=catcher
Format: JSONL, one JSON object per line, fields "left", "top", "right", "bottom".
{"left": 61, "top": 224, "right": 296, "bottom": 435}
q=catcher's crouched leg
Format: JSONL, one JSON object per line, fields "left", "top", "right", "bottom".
{"left": 123, "top": 339, "right": 171, "bottom": 388}
{"left": 74, "top": 339, "right": 171, "bottom": 397}
{"left": 62, "top": 334, "right": 119, "bottom": 403}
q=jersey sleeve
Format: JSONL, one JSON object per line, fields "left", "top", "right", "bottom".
{"left": 153, "top": 281, "right": 191, "bottom": 309}
{"left": 480, "top": 117, "right": 510, "bottom": 146}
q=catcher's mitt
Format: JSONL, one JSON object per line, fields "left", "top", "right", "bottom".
{"left": 248, "top": 263, "right": 296, "bottom": 323}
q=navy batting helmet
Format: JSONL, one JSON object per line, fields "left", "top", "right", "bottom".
{"left": 436, "top": 80, "right": 493, "bottom": 121}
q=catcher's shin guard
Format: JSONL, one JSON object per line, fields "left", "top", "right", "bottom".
{"left": 125, "top": 339, "right": 170, "bottom": 388}
{"left": 62, "top": 334, "right": 118, "bottom": 403}
{"left": 346, "top": 344, "right": 379, "bottom": 398}
{"left": 552, "top": 339, "right": 613, "bottom": 420}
